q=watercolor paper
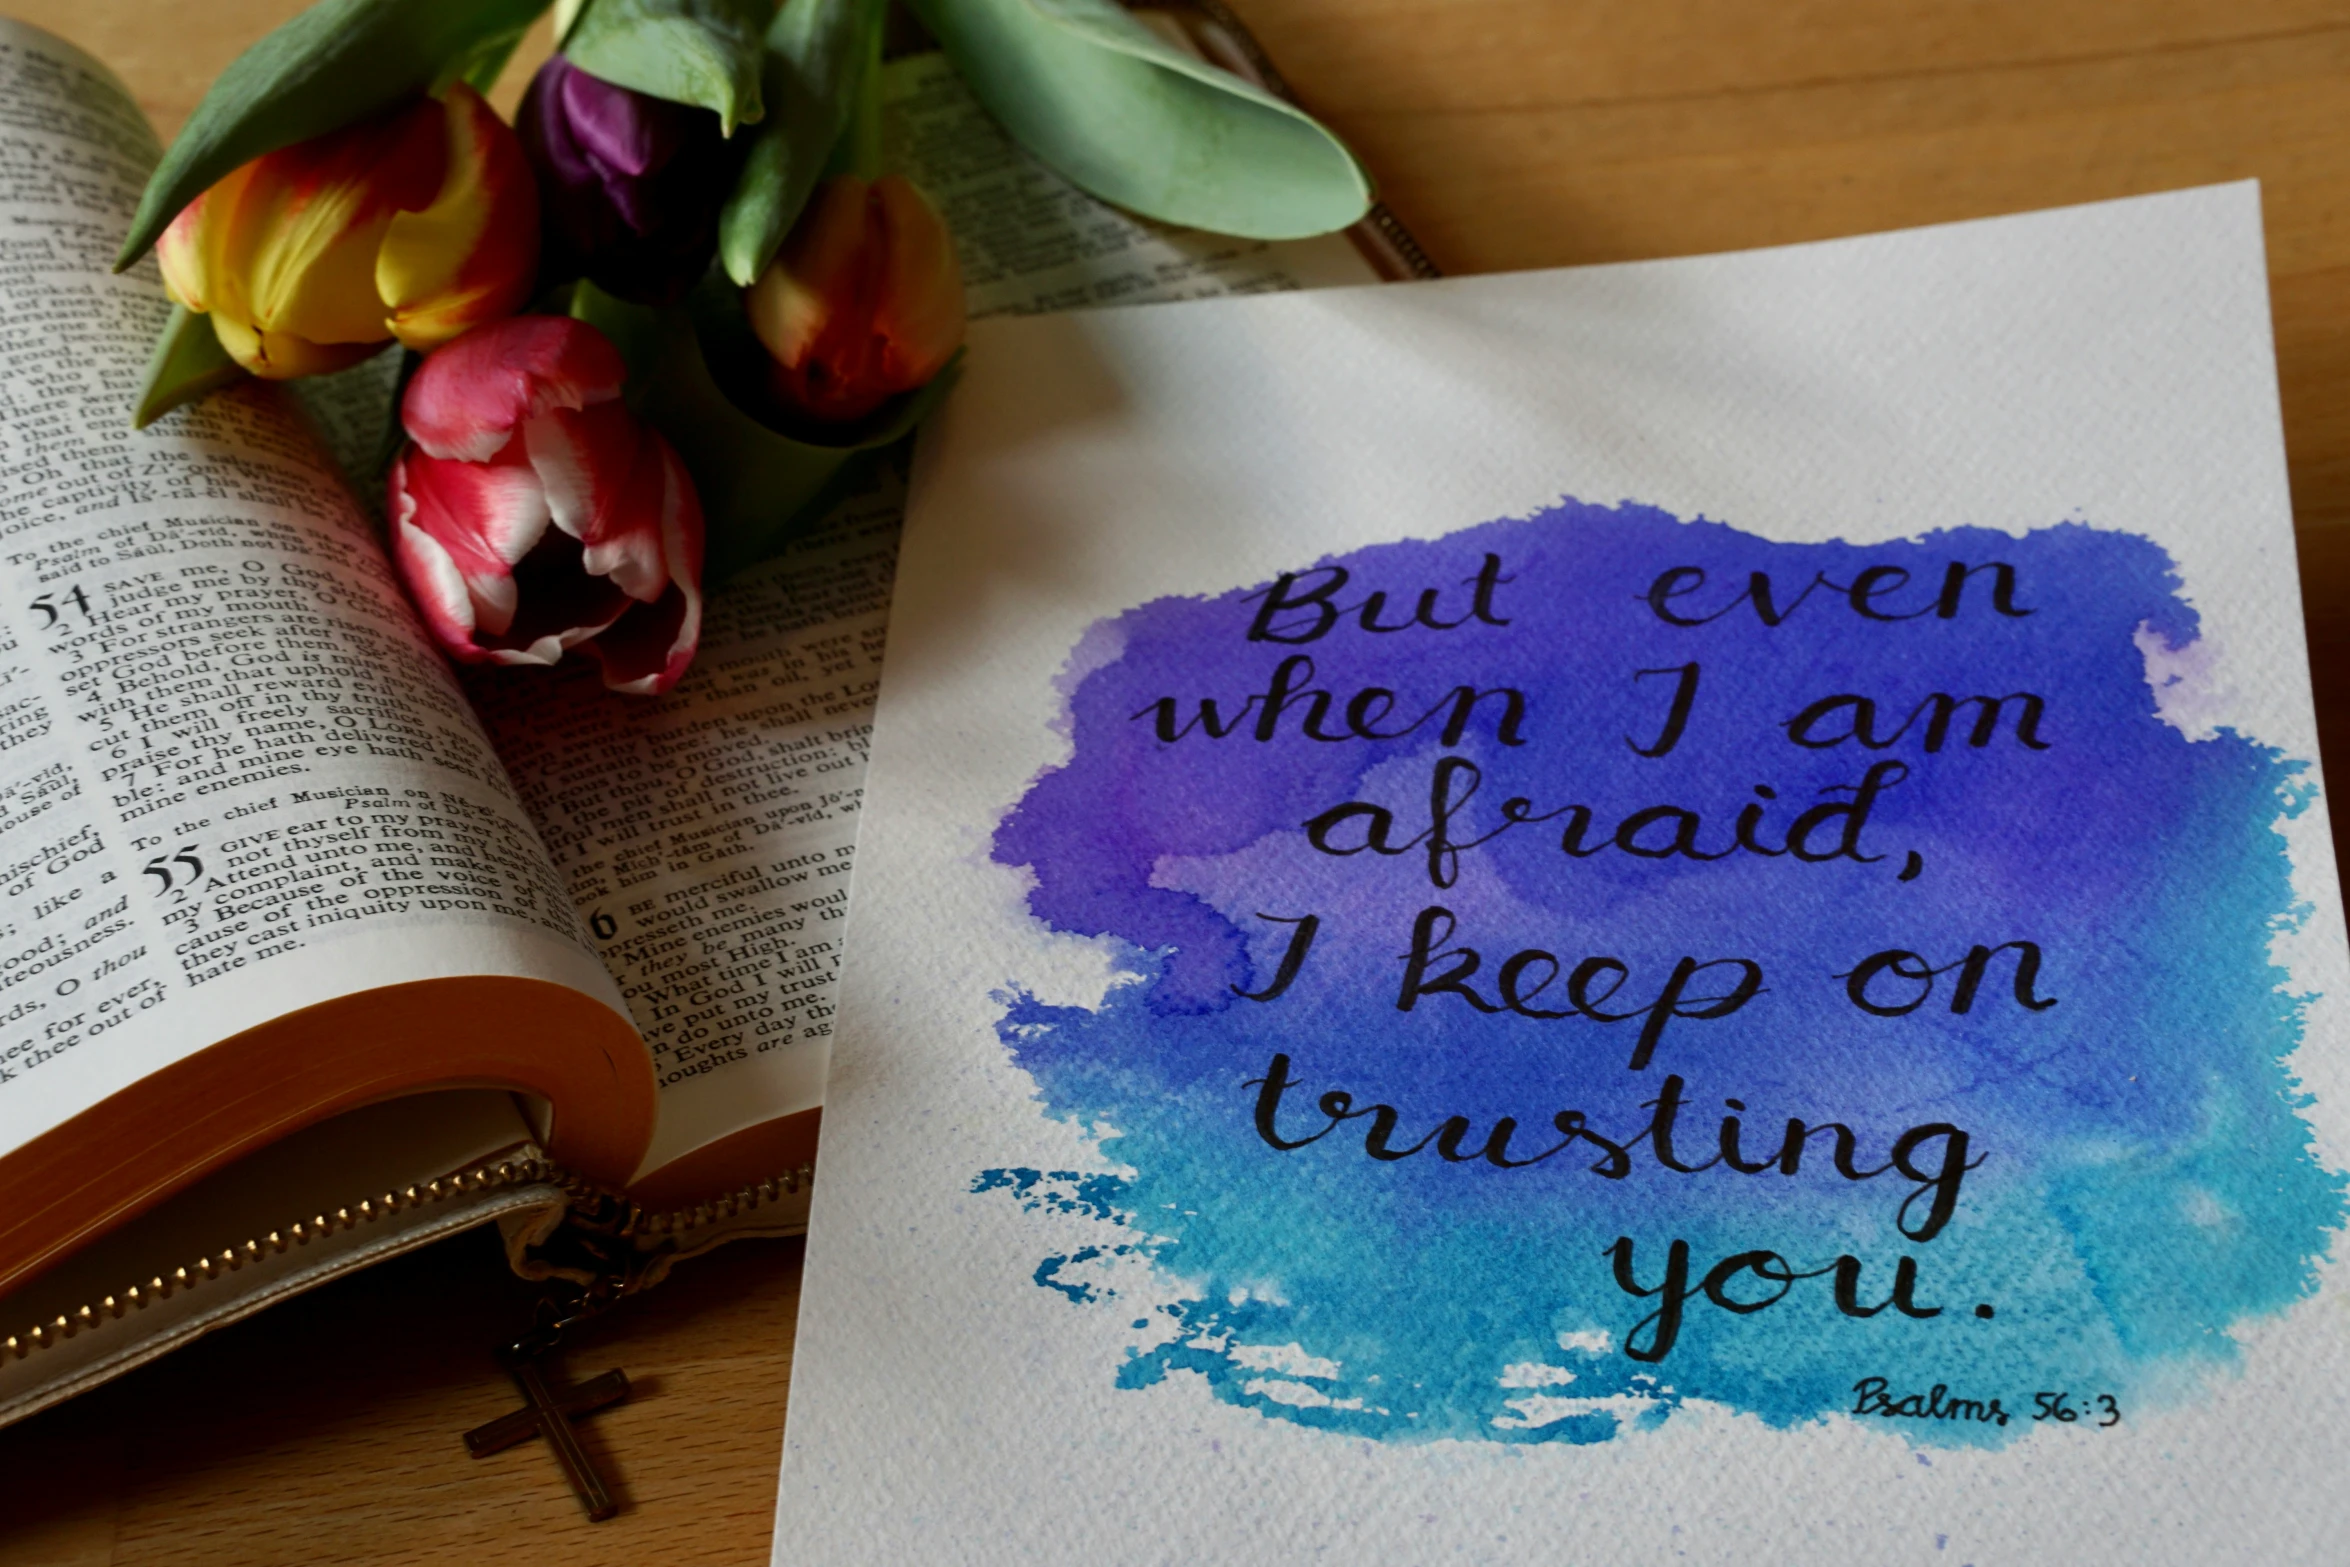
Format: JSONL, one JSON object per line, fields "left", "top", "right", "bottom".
{"left": 773, "top": 184, "right": 2350, "bottom": 1563}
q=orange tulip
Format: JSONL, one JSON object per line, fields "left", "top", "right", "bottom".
{"left": 745, "top": 174, "right": 964, "bottom": 424}
{"left": 157, "top": 85, "right": 538, "bottom": 380}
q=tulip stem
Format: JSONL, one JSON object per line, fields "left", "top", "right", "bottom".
{"left": 443, "top": 22, "right": 536, "bottom": 96}
{"left": 836, "top": 3, "right": 885, "bottom": 182}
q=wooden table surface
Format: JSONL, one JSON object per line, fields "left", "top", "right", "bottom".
{"left": 7, "top": 1, "right": 2350, "bottom": 1562}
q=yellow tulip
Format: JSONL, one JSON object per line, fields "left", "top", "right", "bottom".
{"left": 157, "top": 85, "right": 538, "bottom": 380}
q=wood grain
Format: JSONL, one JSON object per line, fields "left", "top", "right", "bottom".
{"left": 7, "top": 0, "right": 2350, "bottom": 1561}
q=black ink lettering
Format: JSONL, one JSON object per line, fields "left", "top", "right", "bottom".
{"left": 1246, "top": 1054, "right": 1331, "bottom": 1150}
{"left": 1363, "top": 1103, "right": 1438, "bottom": 1160}
{"left": 1639, "top": 1074, "right": 1720, "bottom": 1173}
{"left": 1435, "top": 1115, "right": 1547, "bottom": 1166}
{"left": 1702, "top": 1251, "right": 1800, "bottom": 1314}
{"left": 1583, "top": 957, "right": 1766, "bottom": 1071}
{"left": 1913, "top": 692, "right": 2049, "bottom": 751}
{"left": 1784, "top": 691, "right": 2049, "bottom": 752}
{"left": 1890, "top": 1123, "right": 1979, "bottom": 1241}
{"left": 1628, "top": 664, "right": 1701, "bottom": 757}
{"left": 1343, "top": 687, "right": 1405, "bottom": 739}
{"left": 1747, "top": 570, "right": 1827, "bottom": 626}
{"left": 1554, "top": 1110, "right": 1633, "bottom": 1177}
{"left": 1786, "top": 694, "right": 1883, "bottom": 749}
{"left": 1947, "top": 940, "right": 2058, "bottom": 1013}
{"left": 1840, "top": 940, "right": 2057, "bottom": 1016}
{"left": 1134, "top": 693, "right": 1256, "bottom": 741}
{"left": 1770, "top": 1118, "right": 1887, "bottom": 1181}
{"left": 1937, "top": 561, "right": 2032, "bottom": 618}
{"left": 1247, "top": 555, "right": 1515, "bottom": 642}
{"left": 1303, "top": 801, "right": 1402, "bottom": 859}
{"left": 1733, "top": 785, "right": 1786, "bottom": 857}
{"left": 1434, "top": 686, "right": 1528, "bottom": 747}
{"left": 1254, "top": 656, "right": 1340, "bottom": 741}
{"left": 1396, "top": 905, "right": 1499, "bottom": 1013}
{"left": 1719, "top": 1098, "right": 1778, "bottom": 1173}
{"left": 1497, "top": 949, "right": 1570, "bottom": 1018}
{"left": 1465, "top": 554, "right": 1514, "bottom": 628}
{"left": 1426, "top": 756, "right": 1479, "bottom": 886}
{"left": 1607, "top": 1236, "right": 1693, "bottom": 1363}
{"left": 1785, "top": 760, "right": 1909, "bottom": 862}
{"left": 1846, "top": 565, "right": 1925, "bottom": 620}
{"left": 1832, "top": 1256, "right": 1891, "bottom": 1318}
{"left": 1646, "top": 567, "right": 1711, "bottom": 626}
{"left": 1356, "top": 589, "right": 1421, "bottom": 633}
{"left": 1615, "top": 805, "right": 1733, "bottom": 862}
{"left": 1842, "top": 949, "right": 1938, "bottom": 1016}
{"left": 1247, "top": 568, "right": 1348, "bottom": 643}
{"left": 1647, "top": 559, "right": 2030, "bottom": 624}
{"left": 1836, "top": 1256, "right": 1941, "bottom": 1318}
{"left": 1232, "top": 914, "right": 1319, "bottom": 1003}
{"left": 1558, "top": 805, "right": 1606, "bottom": 857}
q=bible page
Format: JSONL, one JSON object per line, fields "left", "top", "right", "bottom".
{"left": 469, "top": 54, "right": 1382, "bottom": 1177}
{"left": 0, "top": 19, "right": 625, "bottom": 1166}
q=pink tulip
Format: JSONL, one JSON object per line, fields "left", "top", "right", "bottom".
{"left": 388, "top": 316, "right": 704, "bottom": 695}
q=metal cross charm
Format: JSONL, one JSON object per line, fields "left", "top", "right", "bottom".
{"left": 464, "top": 1356, "right": 632, "bottom": 1520}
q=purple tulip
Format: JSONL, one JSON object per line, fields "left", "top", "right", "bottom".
{"left": 518, "top": 54, "right": 735, "bottom": 305}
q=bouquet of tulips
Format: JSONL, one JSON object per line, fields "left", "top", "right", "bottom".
{"left": 117, "top": 0, "right": 1370, "bottom": 693}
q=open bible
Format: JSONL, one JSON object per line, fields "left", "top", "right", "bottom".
{"left": 0, "top": 10, "right": 1408, "bottom": 1429}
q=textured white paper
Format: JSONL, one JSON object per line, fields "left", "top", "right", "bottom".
{"left": 774, "top": 185, "right": 2350, "bottom": 1564}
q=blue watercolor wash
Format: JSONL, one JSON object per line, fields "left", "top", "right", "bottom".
{"left": 976, "top": 499, "right": 2341, "bottom": 1446}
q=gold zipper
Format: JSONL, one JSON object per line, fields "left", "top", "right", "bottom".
{"left": 612, "top": 1166, "right": 814, "bottom": 1241}
{"left": 0, "top": 1157, "right": 812, "bottom": 1369}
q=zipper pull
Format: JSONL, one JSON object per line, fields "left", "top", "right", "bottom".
{"left": 462, "top": 1292, "right": 633, "bottom": 1521}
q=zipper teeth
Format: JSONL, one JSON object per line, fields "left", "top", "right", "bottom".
{"left": 622, "top": 1164, "right": 813, "bottom": 1240}
{"left": 1, "top": 1152, "right": 568, "bottom": 1368}
{"left": 0, "top": 1157, "right": 817, "bottom": 1369}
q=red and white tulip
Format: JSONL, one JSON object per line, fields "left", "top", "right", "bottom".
{"left": 388, "top": 315, "right": 704, "bottom": 695}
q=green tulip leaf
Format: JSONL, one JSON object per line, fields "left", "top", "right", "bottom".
{"left": 572, "top": 281, "right": 957, "bottom": 578}
{"left": 905, "top": 0, "right": 1371, "bottom": 240}
{"left": 561, "top": 0, "right": 773, "bottom": 134}
{"left": 717, "top": 0, "right": 883, "bottom": 286}
{"left": 449, "top": 25, "right": 538, "bottom": 96}
{"left": 132, "top": 303, "right": 248, "bottom": 430}
{"left": 115, "top": 0, "right": 554, "bottom": 272}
